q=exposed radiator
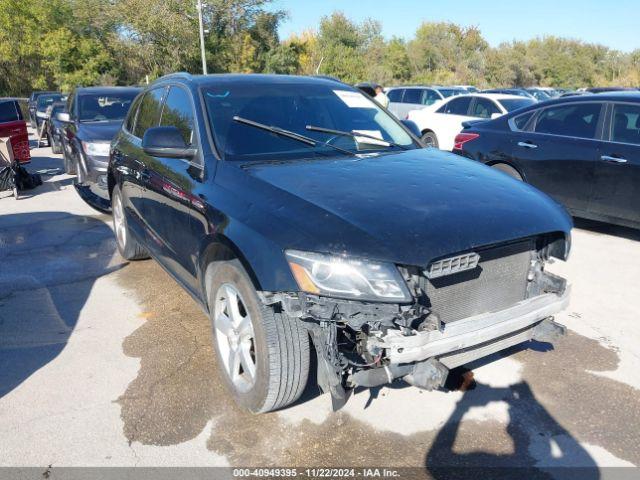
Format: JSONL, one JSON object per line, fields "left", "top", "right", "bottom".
{"left": 421, "top": 240, "right": 534, "bottom": 324}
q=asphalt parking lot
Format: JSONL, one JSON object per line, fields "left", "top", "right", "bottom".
{"left": 1, "top": 136, "right": 639, "bottom": 476}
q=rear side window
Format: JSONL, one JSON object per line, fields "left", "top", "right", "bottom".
{"left": 512, "top": 111, "right": 535, "bottom": 131}
{"left": 124, "top": 96, "right": 142, "bottom": 133}
{"left": 160, "top": 86, "right": 195, "bottom": 146}
{"left": 423, "top": 89, "right": 440, "bottom": 106}
{"left": 611, "top": 103, "right": 640, "bottom": 145}
{"left": 402, "top": 89, "right": 422, "bottom": 104}
{"left": 0, "top": 101, "right": 20, "bottom": 123}
{"left": 134, "top": 88, "right": 165, "bottom": 139}
{"left": 471, "top": 98, "right": 500, "bottom": 119}
{"left": 535, "top": 103, "right": 601, "bottom": 139}
{"left": 438, "top": 97, "right": 472, "bottom": 115}
{"left": 387, "top": 89, "right": 403, "bottom": 102}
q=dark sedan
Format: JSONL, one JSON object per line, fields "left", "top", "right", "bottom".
{"left": 46, "top": 102, "right": 66, "bottom": 154}
{"left": 28, "top": 91, "right": 58, "bottom": 128}
{"left": 454, "top": 92, "right": 640, "bottom": 229}
{"left": 58, "top": 86, "right": 141, "bottom": 208}
{"left": 34, "top": 93, "right": 66, "bottom": 134}
{"left": 107, "top": 73, "right": 571, "bottom": 413}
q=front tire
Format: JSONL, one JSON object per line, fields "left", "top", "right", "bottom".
{"left": 112, "top": 185, "right": 149, "bottom": 260}
{"left": 421, "top": 131, "right": 439, "bottom": 148}
{"left": 208, "top": 260, "right": 310, "bottom": 413}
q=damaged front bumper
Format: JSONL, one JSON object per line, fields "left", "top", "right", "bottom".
{"left": 367, "top": 287, "right": 570, "bottom": 368}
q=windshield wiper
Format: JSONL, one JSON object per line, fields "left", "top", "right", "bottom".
{"left": 232, "top": 116, "right": 356, "bottom": 157}
{"left": 305, "top": 125, "right": 411, "bottom": 150}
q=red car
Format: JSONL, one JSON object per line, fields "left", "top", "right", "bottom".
{"left": 0, "top": 98, "right": 31, "bottom": 164}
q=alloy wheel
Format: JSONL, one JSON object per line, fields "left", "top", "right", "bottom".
{"left": 214, "top": 283, "right": 257, "bottom": 393}
{"left": 112, "top": 192, "right": 127, "bottom": 251}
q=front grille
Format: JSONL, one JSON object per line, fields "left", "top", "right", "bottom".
{"left": 420, "top": 240, "right": 534, "bottom": 324}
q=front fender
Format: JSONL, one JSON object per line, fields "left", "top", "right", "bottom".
{"left": 197, "top": 219, "right": 298, "bottom": 301}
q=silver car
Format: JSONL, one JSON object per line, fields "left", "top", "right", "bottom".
{"left": 386, "top": 86, "right": 467, "bottom": 118}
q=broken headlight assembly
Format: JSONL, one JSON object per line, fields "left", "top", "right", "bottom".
{"left": 285, "top": 250, "right": 412, "bottom": 303}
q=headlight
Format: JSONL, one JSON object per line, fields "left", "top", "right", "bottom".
{"left": 285, "top": 250, "right": 412, "bottom": 303}
{"left": 82, "top": 141, "right": 110, "bottom": 157}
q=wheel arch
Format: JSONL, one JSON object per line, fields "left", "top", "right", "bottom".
{"left": 198, "top": 232, "right": 292, "bottom": 311}
{"left": 485, "top": 160, "right": 526, "bottom": 182}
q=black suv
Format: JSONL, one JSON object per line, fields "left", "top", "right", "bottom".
{"left": 108, "top": 73, "right": 572, "bottom": 413}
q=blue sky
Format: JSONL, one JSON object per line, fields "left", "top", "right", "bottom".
{"left": 271, "top": 0, "right": 639, "bottom": 52}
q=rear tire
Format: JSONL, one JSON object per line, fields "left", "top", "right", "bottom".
{"left": 112, "top": 184, "right": 149, "bottom": 260}
{"left": 421, "top": 131, "right": 439, "bottom": 148}
{"left": 491, "top": 163, "right": 523, "bottom": 181}
{"left": 208, "top": 260, "right": 310, "bottom": 413}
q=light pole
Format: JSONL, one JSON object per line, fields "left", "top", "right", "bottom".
{"left": 196, "top": 0, "right": 207, "bottom": 74}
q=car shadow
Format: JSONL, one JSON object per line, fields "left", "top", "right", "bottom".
{"left": 420, "top": 343, "right": 599, "bottom": 478}
{"left": 425, "top": 378, "right": 599, "bottom": 479}
{"left": 0, "top": 211, "right": 124, "bottom": 398}
{"left": 573, "top": 218, "right": 640, "bottom": 242}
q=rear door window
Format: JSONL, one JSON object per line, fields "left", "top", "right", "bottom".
{"left": 133, "top": 88, "right": 165, "bottom": 139}
{"left": 387, "top": 89, "right": 403, "bottom": 103}
{"left": 160, "top": 86, "right": 195, "bottom": 146}
{"left": 0, "top": 101, "right": 20, "bottom": 123}
{"left": 471, "top": 98, "right": 501, "bottom": 118}
{"left": 611, "top": 103, "right": 640, "bottom": 145}
{"left": 438, "top": 97, "right": 472, "bottom": 115}
{"left": 124, "top": 96, "right": 142, "bottom": 134}
{"left": 402, "top": 89, "right": 422, "bottom": 104}
{"left": 534, "top": 103, "right": 602, "bottom": 139}
{"left": 423, "top": 89, "right": 440, "bottom": 106}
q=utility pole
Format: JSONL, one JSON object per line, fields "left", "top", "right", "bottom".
{"left": 196, "top": 0, "right": 207, "bottom": 74}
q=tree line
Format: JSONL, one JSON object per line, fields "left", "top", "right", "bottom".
{"left": 1, "top": 0, "right": 638, "bottom": 96}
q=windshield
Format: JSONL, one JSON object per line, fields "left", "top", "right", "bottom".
{"left": 51, "top": 104, "right": 65, "bottom": 116}
{"left": 37, "top": 94, "right": 64, "bottom": 111}
{"left": 499, "top": 98, "right": 536, "bottom": 112}
{"left": 78, "top": 91, "right": 138, "bottom": 122}
{"left": 203, "top": 82, "right": 417, "bottom": 161}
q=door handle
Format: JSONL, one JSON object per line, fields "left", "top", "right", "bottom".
{"left": 517, "top": 141, "right": 538, "bottom": 149}
{"left": 601, "top": 155, "right": 628, "bottom": 164}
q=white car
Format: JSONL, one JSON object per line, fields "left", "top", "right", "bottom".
{"left": 385, "top": 86, "right": 467, "bottom": 119}
{"left": 407, "top": 93, "right": 535, "bottom": 150}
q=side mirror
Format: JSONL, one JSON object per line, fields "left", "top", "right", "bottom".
{"left": 491, "top": 113, "right": 502, "bottom": 120}
{"left": 142, "top": 126, "right": 196, "bottom": 159}
{"left": 401, "top": 119, "right": 421, "bottom": 138}
{"left": 56, "top": 112, "right": 71, "bottom": 123}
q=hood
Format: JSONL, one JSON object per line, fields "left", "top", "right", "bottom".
{"left": 237, "top": 148, "right": 572, "bottom": 267}
{"left": 77, "top": 120, "right": 123, "bottom": 142}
